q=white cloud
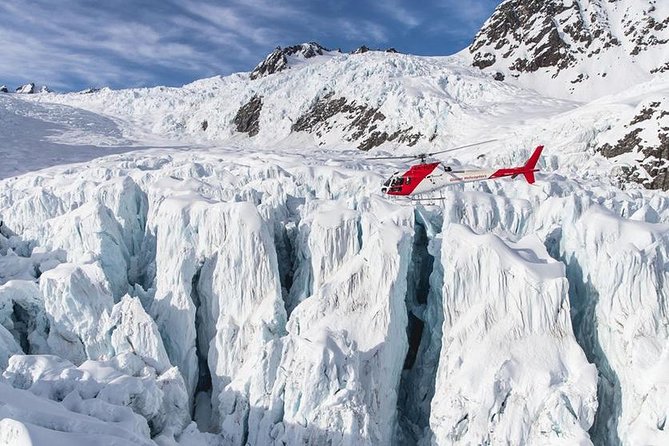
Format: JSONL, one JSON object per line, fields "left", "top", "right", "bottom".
{"left": 376, "top": 1, "right": 423, "bottom": 28}
{"left": 0, "top": 0, "right": 500, "bottom": 90}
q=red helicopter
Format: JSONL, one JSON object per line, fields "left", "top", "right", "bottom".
{"left": 371, "top": 140, "right": 544, "bottom": 198}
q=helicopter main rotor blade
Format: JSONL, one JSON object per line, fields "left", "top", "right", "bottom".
{"left": 365, "top": 138, "right": 498, "bottom": 161}
{"left": 365, "top": 154, "right": 421, "bottom": 160}
{"left": 425, "top": 138, "right": 498, "bottom": 157}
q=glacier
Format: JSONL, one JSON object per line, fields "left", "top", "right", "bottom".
{"left": 1, "top": 143, "right": 667, "bottom": 445}
{"left": 1, "top": 25, "right": 668, "bottom": 445}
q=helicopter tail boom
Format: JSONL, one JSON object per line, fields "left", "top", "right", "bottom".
{"left": 491, "top": 145, "right": 543, "bottom": 184}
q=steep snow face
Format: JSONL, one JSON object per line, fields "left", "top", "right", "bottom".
{"left": 146, "top": 195, "right": 286, "bottom": 404}
{"left": 429, "top": 225, "right": 597, "bottom": 445}
{"left": 266, "top": 198, "right": 413, "bottom": 446}
{"left": 40, "top": 262, "right": 114, "bottom": 364}
{"left": 561, "top": 206, "right": 669, "bottom": 445}
{"left": 468, "top": 0, "right": 669, "bottom": 100}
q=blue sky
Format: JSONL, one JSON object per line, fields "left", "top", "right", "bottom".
{"left": 0, "top": 0, "right": 501, "bottom": 91}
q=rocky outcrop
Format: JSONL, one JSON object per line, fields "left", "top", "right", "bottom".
{"left": 233, "top": 95, "right": 262, "bottom": 136}
{"left": 598, "top": 100, "right": 669, "bottom": 190}
{"left": 292, "top": 92, "right": 422, "bottom": 150}
{"left": 15, "top": 83, "right": 35, "bottom": 94}
{"left": 0, "top": 86, "right": 8, "bottom": 93}
{"left": 79, "top": 88, "right": 101, "bottom": 94}
{"left": 250, "top": 42, "right": 328, "bottom": 80}
{"left": 351, "top": 46, "right": 399, "bottom": 54}
{"left": 469, "top": 0, "right": 669, "bottom": 97}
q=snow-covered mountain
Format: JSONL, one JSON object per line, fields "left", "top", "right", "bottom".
{"left": 466, "top": 0, "right": 669, "bottom": 191}
{"left": 1, "top": 1, "right": 668, "bottom": 445}
{"left": 468, "top": 0, "right": 669, "bottom": 100}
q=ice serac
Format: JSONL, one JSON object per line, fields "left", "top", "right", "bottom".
{"left": 0, "top": 381, "right": 154, "bottom": 446}
{"left": 30, "top": 200, "right": 131, "bottom": 299}
{"left": 561, "top": 206, "right": 669, "bottom": 445}
{"left": 286, "top": 199, "right": 361, "bottom": 313}
{"left": 265, "top": 198, "right": 413, "bottom": 445}
{"left": 204, "top": 202, "right": 286, "bottom": 441}
{"left": 0, "top": 280, "right": 49, "bottom": 359}
{"left": 1, "top": 352, "right": 187, "bottom": 442}
{"left": 109, "top": 295, "right": 172, "bottom": 373}
{"left": 147, "top": 189, "right": 286, "bottom": 425}
{"left": 40, "top": 262, "right": 114, "bottom": 364}
{"left": 430, "top": 225, "right": 598, "bottom": 445}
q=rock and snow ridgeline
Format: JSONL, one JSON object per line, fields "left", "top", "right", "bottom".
{"left": 0, "top": 148, "right": 668, "bottom": 445}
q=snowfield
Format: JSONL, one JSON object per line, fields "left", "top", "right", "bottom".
{"left": 1, "top": 45, "right": 669, "bottom": 446}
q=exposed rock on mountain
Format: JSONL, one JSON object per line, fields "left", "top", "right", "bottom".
{"left": 250, "top": 42, "right": 329, "bottom": 80}
{"left": 15, "top": 83, "right": 35, "bottom": 94}
{"left": 79, "top": 87, "right": 101, "bottom": 94}
{"left": 469, "top": 0, "right": 669, "bottom": 99}
{"left": 233, "top": 95, "right": 263, "bottom": 136}
{"left": 0, "top": 86, "right": 8, "bottom": 93}
{"left": 351, "top": 46, "right": 399, "bottom": 54}
{"left": 292, "top": 92, "right": 422, "bottom": 150}
{"left": 467, "top": 0, "right": 669, "bottom": 189}
{"left": 599, "top": 99, "right": 669, "bottom": 190}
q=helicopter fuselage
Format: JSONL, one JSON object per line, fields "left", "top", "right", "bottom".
{"left": 381, "top": 163, "right": 499, "bottom": 196}
{"left": 380, "top": 145, "right": 544, "bottom": 197}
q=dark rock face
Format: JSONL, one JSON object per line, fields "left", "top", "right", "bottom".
{"left": 292, "top": 92, "right": 422, "bottom": 150}
{"left": 250, "top": 48, "right": 287, "bottom": 80}
{"left": 16, "top": 83, "right": 35, "bottom": 94}
{"left": 0, "top": 85, "right": 8, "bottom": 93}
{"left": 79, "top": 88, "right": 101, "bottom": 94}
{"left": 233, "top": 95, "right": 263, "bottom": 136}
{"left": 598, "top": 101, "right": 669, "bottom": 190}
{"left": 250, "top": 42, "right": 328, "bottom": 80}
{"left": 469, "top": 0, "right": 667, "bottom": 80}
{"left": 351, "top": 46, "right": 402, "bottom": 54}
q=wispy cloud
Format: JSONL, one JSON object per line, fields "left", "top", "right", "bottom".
{"left": 0, "top": 0, "right": 500, "bottom": 91}
{"left": 375, "top": 1, "right": 423, "bottom": 29}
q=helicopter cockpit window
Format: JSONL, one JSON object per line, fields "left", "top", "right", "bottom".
{"left": 405, "top": 177, "right": 411, "bottom": 184}
{"left": 391, "top": 177, "right": 404, "bottom": 186}
{"left": 383, "top": 178, "right": 392, "bottom": 187}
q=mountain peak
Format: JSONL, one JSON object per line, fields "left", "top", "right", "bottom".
{"left": 469, "top": 0, "right": 669, "bottom": 99}
{"left": 250, "top": 42, "right": 330, "bottom": 80}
